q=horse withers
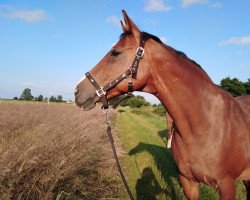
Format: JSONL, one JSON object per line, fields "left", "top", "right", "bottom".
{"left": 75, "top": 10, "right": 250, "bottom": 200}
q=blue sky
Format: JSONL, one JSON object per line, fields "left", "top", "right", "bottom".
{"left": 0, "top": 0, "right": 249, "bottom": 103}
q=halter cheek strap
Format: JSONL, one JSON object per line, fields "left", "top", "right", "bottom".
{"left": 85, "top": 33, "right": 149, "bottom": 109}
{"left": 85, "top": 72, "right": 109, "bottom": 109}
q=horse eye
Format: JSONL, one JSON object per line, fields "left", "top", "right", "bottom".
{"left": 110, "top": 49, "right": 121, "bottom": 57}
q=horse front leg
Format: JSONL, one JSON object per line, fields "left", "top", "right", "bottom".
{"left": 218, "top": 178, "right": 236, "bottom": 200}
{"left": 179, "top": 174, "right": 200, "bottom": 200}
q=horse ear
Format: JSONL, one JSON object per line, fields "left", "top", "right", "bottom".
{"left": 120, "top": 20, "right": 127, "bottom": 32}
{"left": 122, "top": 10, "right": 141, "bottom": 40}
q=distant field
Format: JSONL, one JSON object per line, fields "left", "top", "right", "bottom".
{"left": 0, "top": 101, "right": 124, "bottom": 199}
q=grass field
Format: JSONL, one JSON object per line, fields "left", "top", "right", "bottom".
{"left": 0, "top": 101, "right": 125, "bottom": 199}
{"left": 0, "top": 101, "right": 247, "bottom": 199}
{"left": 114, "top": 106, "right": 247, "bottom": 200}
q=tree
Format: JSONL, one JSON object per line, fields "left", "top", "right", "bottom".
{"left": 20, "top": 88, "right": 34, "bottom": 100}
{"left": 35, "top": 95, "right": 43, "bottom": 101}
{"left": 220, "top": 77, "right": 246, "bottom": 97}
{"left": 57, "top": 95, "right": 63, "bottom": 102}
{"left": 49, "top": 96, "right": 56, "bottom": 102}
{"left": 13, "top": 97, "right": 18, "bottom": 100}
{"left": 244, "top": 79, "right": 250, "bottom": 94}
{"left": 120, "top": 95, "right": 150, "bottom": 108}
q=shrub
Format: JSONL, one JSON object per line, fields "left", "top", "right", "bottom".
{"left": 120, "top": 95, "right": 150, "bottom": 108}
{"left": 153, "top": 105, "right": 166, "bottom": 116}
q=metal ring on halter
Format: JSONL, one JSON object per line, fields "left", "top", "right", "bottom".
{"left": 136, "top": 47, "right": 144, "bottom": 58}
{"left": 96, "top": 87, "right": 106, "bottom": 97}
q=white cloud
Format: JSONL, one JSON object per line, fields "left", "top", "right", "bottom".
{"left": 180, "top": 0, "right": 207, "bottom": 8}
{"left": 210, "top": 2, "right": 222, "bottom": 8}
{"left": 144, "top": 0, "right": 172, "bottom": 12}
{"left": 0, "top": 5, "right": 48, "bottom": 23}
{"left": 220, "top": 35, "right": 250, "bottom": 46}
{"left": 105, "top": 15, "right": 120, "bottom": 27}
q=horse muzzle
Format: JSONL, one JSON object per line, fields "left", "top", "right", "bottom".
{"left": 74, "top": 77, "right": 99, "bottom": 110}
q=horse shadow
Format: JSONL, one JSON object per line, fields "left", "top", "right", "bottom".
{"left": 129, "top": 141, "right": 183, "bottom": 200}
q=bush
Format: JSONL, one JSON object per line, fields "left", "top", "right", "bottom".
{"left": 244, "top": 79, "right": 250, "bottom": 94}
{"left": 35, "top": 95, "right": 43, "bottom": 101}
{"left": 220, "top": 77, "right": 247, "bottom": 96}
{"left": 120, "top": 95, "right": 150, "bottom": 108}
{"left": 153, "top": 105, "right": 166, "bottom": 116}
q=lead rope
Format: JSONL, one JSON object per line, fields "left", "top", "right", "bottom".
{"left": 104, "top": 109, "right": 135, "bottom": 200}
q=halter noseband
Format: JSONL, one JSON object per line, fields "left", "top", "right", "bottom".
{"left": 85, "top": 33, "right": 149, "bottom": 109}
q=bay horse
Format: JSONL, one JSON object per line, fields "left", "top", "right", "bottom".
{"left": 75, "top": 10, "right": 250, "bottom": 200}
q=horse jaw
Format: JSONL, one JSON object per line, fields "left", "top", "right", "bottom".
{"left": 82, "top": 96, "right": 99, "bottom": 110}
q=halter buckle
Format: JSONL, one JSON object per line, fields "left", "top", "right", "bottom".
{"left": 136, "top": 47, "right": 144, "bottom": 58}
{"left": 96, "top": 87, "right": 106, "bottom": 97}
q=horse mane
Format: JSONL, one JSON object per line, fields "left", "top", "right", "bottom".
{"left": 120, "top": 31, "right": 202, "bottom": 69}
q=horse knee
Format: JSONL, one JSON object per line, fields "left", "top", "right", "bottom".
{"left": 179, "top": 174, "right": 200, "bottom": 200}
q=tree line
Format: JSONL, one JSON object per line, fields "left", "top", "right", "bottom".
{"left": 220, "top": 77, "right": 250, "bottom": 96}
{"left": 14, "top": 77, "right": 249, "bottom": 105}
{"left": 14, "top": 88, "right": 64, "bottom": 102}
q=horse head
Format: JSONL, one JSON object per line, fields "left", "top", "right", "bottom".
{"left": 75, "top": 10, "right": 152, "bottom": 110}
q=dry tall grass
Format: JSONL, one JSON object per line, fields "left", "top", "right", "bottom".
{"left": 0, "top": 101, "right": 124, "bottom": 199}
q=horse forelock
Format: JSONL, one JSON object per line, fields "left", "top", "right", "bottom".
{"left": 119, "top": 31, "right": 132, "bottom": 40}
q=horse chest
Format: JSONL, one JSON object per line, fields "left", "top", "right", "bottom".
{"left": 171, "top": 133, "right": 216, "bottom": 183}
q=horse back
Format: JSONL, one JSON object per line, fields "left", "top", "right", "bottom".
{"left": 236, "top": 95, "right": 250, "bottom": 106}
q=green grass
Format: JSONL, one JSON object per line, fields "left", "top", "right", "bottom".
{"left": 114, "top": 106, "right": 246, "bottom": 200}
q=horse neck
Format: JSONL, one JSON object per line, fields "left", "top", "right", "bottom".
{"left": 144, "top": 44, "right": 221, "bottom": 139}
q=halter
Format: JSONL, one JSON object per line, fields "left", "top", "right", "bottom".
{"left": 85, "top": 33, "right": 149, "bottom": 109}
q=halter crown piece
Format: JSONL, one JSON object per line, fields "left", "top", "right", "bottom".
{"left": 85, "top": 33, "right": 149, "bottom": 109}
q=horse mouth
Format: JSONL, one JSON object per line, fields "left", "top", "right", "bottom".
{"left": 75, "top": 96, "right": 99, "bottom": 111}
